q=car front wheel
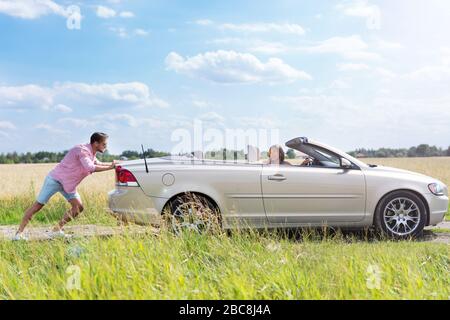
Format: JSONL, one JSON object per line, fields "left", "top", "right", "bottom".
{"left": 374, "top": 190, "right": 427, "bottom": 239}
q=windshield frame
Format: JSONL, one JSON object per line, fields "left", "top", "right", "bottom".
{"left": 287, "top": 140, "right": 364, "bottom": 170}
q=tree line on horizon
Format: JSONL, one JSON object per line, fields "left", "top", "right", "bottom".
{"left": 0, "top": 144, "right": 449, "bottom": 164}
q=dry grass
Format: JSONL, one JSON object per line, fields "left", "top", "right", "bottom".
{"left": 0, "top": 163, "right": 115, "bottom": 198}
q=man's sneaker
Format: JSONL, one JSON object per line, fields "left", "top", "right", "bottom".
{"left": 46, "top": 229, "right": 72, "bottom": 239}
{"left": 12, "top": 232, "right": 29, "bottom": 241}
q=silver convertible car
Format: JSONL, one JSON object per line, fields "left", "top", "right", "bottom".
{"left": 108, "top": 137, "right": 448, "bottom": 238}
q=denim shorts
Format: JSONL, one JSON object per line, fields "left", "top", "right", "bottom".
{"left": 36, "top": 175, "right": 80, "bottom": 205}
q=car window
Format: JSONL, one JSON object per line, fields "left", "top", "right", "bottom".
{"left": 313, "top": 148, "right": 340, "bottom": 167}
{"left": 290, "top": 144, "right": 342, "bottom": 168}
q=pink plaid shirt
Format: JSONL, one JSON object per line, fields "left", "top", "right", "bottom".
{"left": 49, "top": 143, "right": 98, "bottom": 193}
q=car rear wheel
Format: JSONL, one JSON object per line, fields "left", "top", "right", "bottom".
{"left": 374, "top": 190, "right": 427, "bottom": 239}
{"left": 164, "top": 193, "right": 221, "bottom": 235}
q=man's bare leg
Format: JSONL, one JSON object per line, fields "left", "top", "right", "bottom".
{"left": 54, "top": 198, "right": 84, "bottom": 231}
{"left": 17, "top": 202, "right": 45, "bottom": 234}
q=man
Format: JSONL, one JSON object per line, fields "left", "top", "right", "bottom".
{"left": 266, "top": 145, "right": 292, "bottom": 165}
{"left": 13, "top": 132, "right": 117, "bottom": 240}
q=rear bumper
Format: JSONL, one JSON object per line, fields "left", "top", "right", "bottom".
{"left": 425, "top": 193, "right": 449, "bottom": 225}
{"left": 108, "top": 186, "right": 161, "bottom": 225}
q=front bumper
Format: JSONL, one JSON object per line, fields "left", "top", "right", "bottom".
{"left": 424, "top": 193, "right": 449, "bottom": 225}
{"left": 108, "top": 186, "right": 161, "bottom": 225}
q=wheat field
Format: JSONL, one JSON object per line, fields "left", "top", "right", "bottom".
{"left": 0, "top": 158, "right": 449, "bottom": 299}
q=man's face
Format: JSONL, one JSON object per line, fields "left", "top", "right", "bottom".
{"left": 95, "top": 139, "right": 108, "bottom": 153}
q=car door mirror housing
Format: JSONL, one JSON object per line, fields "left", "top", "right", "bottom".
{"left": 341, "top": 158, "right": 352, "bottom": 169}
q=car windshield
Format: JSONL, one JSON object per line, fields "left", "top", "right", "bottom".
{"left": 291, "top": 144, "right": 341, "bottom": 168}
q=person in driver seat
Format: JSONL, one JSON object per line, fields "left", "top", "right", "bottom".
{"left": 266, "top": 145, "right": 313, "bottom": 166}
{"left": 266, "top": 145, "right": 292, "bottom": 165}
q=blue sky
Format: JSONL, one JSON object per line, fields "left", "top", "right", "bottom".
{"left": 0, "top": 0, "right": 449, "bottom": 154}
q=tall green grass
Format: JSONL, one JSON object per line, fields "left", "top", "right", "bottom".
{"left": 0, "top": 229, "right": 448, "bottom": 299}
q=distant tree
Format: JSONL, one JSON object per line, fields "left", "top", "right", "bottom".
{"left": 286, "top": 149, "right": 296, "bottom": 159}
{"left": 415, "top": 144, "right": 430, "bottom": 157}
{"left": 407, "top": 147, "right": 417, "bottom": 157}
{"left": 375, "top": 150, "right": 387, "bottom": 158}
{"left": 145, "top": 148, "right": 170, "bottom": 158}
{"left": 121, "top": 150, "right": 140, "bottom": 159}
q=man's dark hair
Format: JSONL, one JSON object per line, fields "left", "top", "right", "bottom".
{"left": 90, "top": 132, "right": 109, "bottom": 144}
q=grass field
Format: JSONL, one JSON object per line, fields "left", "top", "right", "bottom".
{"left": 0, "top": 158, "right": 449, "bottom": 299}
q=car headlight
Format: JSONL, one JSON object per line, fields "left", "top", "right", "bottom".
{"left": 428, "top": 182, "right": 446, "bottom": 196}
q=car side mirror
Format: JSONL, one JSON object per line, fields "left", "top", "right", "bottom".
{"left": 340, "top": 158, "right": 352, "bottom": 169}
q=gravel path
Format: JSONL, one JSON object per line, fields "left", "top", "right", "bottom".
{"left": 0, "top": 224, "right": 158, "bottom": 241}
{"left": 0, "top": 222, "right": 448, "bottom": 243}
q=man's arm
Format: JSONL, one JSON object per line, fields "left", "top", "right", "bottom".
{"left": 94, "top": 158, "right": 121, "bottom": 167}
{"left": 80, "top": 150, "right": 117, "bottom": 173}
{"left": 93, "top": 163, "right": 115, "bottom": 172}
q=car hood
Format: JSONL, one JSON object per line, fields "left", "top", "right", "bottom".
{"left": 364, "top": 165, "right": 444, "bottom": 183}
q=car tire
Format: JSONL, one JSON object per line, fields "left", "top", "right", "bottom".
{"left": 374, "top": 190, "right": 427, "bottom": 239}
{"left": 164, "top": 193, "right": 221, "bottom": 235}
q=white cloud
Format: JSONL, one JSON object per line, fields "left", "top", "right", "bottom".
{"left": 373, "top": 67, "right": 396, "bottom": 79}
{"left": 49, "top": 104, "right": 72, "bottom": 113}
{"left": 302, "top": 35, "right": 380, "bottom": 60}
{"left": 56, "top": 117, "right": 98, "bottom": 128}
{"left": 330, "top": 79, "right": 352, "bottom": 89}
{"left": 192, "top": 100, "right": 211, "bottom": 108}
{"left": 0, "top": 121, "right": 16, "bottom": 130}
{"left": 0, "top": 0, "right": 68, "bottom": 19}
{"left": 337, "top": 63, "right": 370, "bottom": 71}
{"left": 0, "top": 82, "right": 168, "bottom": 111}
{"left": 54, "top": 82, "right": 169, "bottom": 108}
{"left": 337, "top": 0, "right": 381, "bottom": 30}
{"left": 34, "top": 123, "right": 67, "bottom": 134}
{"left": 373, "top": 38, "right": 403, "bottom": 50}
{"left": 210, "top": 38, "right": 289, "bottom": 55}
{"left": 211, "top": 35, "right": 380, "bottom": 60}
{"left": 197, "top": 111, "right": 225, "bottom": 123}
{"left": 109, "top": 27, "right": 149, "bottom": 38}
{"left": 337, "top": 63, "right": 396, "bottom": 80}
{"left": 165, "top": 50, "right": 311, "bottom": 84}
{"left": 94, "top": 113, "right": 165, "bottom": 128}
{"left": 134, "top": 28, "right": 149, "bottom": 36}
{"left": 195, "top": 19, "right": 306, "bottom": 35}
{"left": 237, "top": 116, "right": 280, "bottom": 128}
{"left": 219, "top": 22, "right": 306, "bottom": 36}
{"left": 0, "top": 84, "right": 53, "bottom": 109}
{"left": 195, "top": 19, "right": 213, "bottom": 26}
{"left": 109, "top": 27, "right": 127, "bottom": 38}
{"left": 119, "top": 11, "right": 134, "bottom": 18}
{"left": 96, "top": 5, "right": 116, "bottom": 19}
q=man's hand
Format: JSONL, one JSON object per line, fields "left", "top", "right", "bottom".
{"left": 301, "top": 157, "right": 314, "bottom": 166}
{"left": 110, "top": 160, "right": 121, "bottom": 169}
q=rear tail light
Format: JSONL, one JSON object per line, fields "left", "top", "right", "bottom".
{"left": 115, "top": 166, "right": 139, "bottom": 187}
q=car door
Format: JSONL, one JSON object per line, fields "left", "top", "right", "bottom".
{"left": 261, "top": 164, "right": 366, "bottom": 224}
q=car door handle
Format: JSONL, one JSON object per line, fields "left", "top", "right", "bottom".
{"left": 268, "top": 174, "right": 287, "bottom": 181}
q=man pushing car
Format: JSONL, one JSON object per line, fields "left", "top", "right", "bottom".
{"left": 13, "top": 132, "right": 117, "bottom": 240}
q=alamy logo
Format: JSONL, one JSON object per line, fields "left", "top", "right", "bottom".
{"left": 66, "top": 5, "right": 82, "bottom": 30}
{"left": 66, "top": 265, "right": 81, "bottom": 291}
{"left": 366, "top": 264, "right": 382, "bottom": 290}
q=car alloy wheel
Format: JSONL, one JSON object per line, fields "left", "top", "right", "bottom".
{"left": 383, "top": 197, "right": 421, "bottom": 236}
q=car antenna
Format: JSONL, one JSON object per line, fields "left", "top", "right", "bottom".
{"left": 141, "top": 144, "right": 149, "bottom": 173}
